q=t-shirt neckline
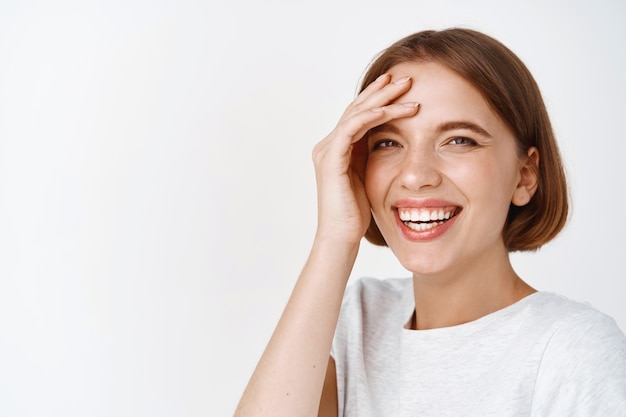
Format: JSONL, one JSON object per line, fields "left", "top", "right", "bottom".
{"left": 400, "top": 284, "right": 548, "bottom": 336}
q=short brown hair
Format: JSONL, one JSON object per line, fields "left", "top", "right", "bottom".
{"left": 360, "top": 28, "right": 568, "bottom": 252}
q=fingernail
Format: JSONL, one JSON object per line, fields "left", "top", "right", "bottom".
{"left": 371, "top": 106, "right": 385, "bottom": 113}
{"left": 376, "top": 73, "right": 390, "bottom": 82}
{"left": 393, "top": 76, "right": 411, "bottom": 85}
{"left": 401, "top": 102, "right": 420, "bottom": 108}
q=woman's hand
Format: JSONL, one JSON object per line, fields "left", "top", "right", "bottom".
{"left": 235, "top": 74, "right": 420, "bottom": 417}
{"left": 311, "top": 73, "right": 420, "bottom": 245}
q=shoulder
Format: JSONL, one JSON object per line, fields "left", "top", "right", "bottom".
{"left": 524, "top": 291, "right": 608, "bottom": 318}
{"left": 334, "top": 277, "right": 412, "bottom": 342}
{"left": 342, "top": 276, "right": 411, "bottom": 303}
{"left": 530, "top": 293, "right": 626, "bottom": 415}
{"left": 339, "top": 277, "right": 412, "bottom": 318}
{"left": 527, "top": 292, "right": 626, "bottom": 368}
{"left": 543, "top": 293, "right": 626, "bottom": 368}
{"left": 527, "top": 292, "right": 625, "bottom": 349}
{"left": 512, "top": 292, "right": 622, "bottom": 339}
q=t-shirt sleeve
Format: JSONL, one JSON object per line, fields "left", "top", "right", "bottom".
{"left": 531, "top": 309, "right": 626, "bottom": 416}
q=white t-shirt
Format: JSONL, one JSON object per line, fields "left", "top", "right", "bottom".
{"left": 331, "top": 277, "right": 626, "bottom": 416}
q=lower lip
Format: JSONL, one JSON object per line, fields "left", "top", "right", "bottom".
{"left": 395, "top": 211, "right": 460, "bottom": 241}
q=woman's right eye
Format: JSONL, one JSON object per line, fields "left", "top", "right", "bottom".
{"left": 371, "top": 139, "right": 399, "bottom": 151}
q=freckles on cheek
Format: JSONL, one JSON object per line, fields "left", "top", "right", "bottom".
{"left": 451, "top": 159, "right": 507, "bottom": 197}
{"left": 363, "top": 162, "right": 393, "bottom": 213}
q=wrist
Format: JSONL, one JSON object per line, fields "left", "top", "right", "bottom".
{"left": 310, "top": 233, "right": 361, "bottom": 269}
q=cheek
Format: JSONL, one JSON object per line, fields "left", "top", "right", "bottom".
{"left": 364, "top": 161, "right": 398, "bottom": 231}
{"left": 492, "top": 155, "right": 524, "bottom": 201}
{"left": 364, "top": 163, "right": 382, "bottom": 204}
{"left": 364, "top": 152, "right": 404, "bottom": 204}
{"left": 444, "top": 156, "right": 516, "bottom": 205}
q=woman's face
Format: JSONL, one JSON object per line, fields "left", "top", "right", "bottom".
{"left": 364, "top": 61, "right": 537, "bottom": 277}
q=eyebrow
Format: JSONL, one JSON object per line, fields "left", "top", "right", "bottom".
{"left": 436, "top": 121, "right": 492, "bottom": 138}
{"left": 367, "top": 120, "right": 492, "bottom": 138}
{"left": 366, "top": 124, "right": 400, "bottom": 137}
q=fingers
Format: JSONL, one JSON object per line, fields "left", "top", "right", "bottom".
{"left": 335, "top": 75, "right": 418, "bottom": 145}
{"left": 311, "top": 74, "right": 419, "bottom": 242}
{"left": 341, "top": 73, "right": 391, "bottom": 117}
{"left": 313, "top": 74, "right": 419, "bottom": 173}
{"left": 313, "top": 99, "right": 419, "bottom": 168}
{"left": 338, "top": 101, "right": 420, "bottom": 147}
{"left": 343, "top": 74, "right": 412, "bottom": 119}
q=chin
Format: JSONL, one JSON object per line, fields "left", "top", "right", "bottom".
{"left": 393, "top": 247, "right": 453, "bottom": 277}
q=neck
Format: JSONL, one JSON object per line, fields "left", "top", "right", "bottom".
{"left": 409, "top": 247, "right": 535, "bottom": 330}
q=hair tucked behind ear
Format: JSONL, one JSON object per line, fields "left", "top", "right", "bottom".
{"left": 360, "top": 28, "right": 568, "bottom": 251}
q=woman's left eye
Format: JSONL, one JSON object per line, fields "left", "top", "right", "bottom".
{"left": 448, "top": 137, "right": 476, "bottom": 146}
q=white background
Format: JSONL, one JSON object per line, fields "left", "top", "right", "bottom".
{"left": 1, "top": 0, "right": 625, "bottom": 415}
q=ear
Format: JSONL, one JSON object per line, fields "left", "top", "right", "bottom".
{"left": 512, "top": 147, "right": 539, "bottom": 207}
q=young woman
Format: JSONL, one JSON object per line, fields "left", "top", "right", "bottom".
{"left": 234, "top": 28, "right": 626, "bottom": 416}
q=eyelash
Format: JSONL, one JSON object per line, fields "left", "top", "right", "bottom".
{"left": 370, "top": 139, "right": 400, "bottom": 151}
{"left": 448, "top": 137, "right": 477, "bottom": 146}
{"left": 370, "top": 136, "right": 478, "bottom": 151}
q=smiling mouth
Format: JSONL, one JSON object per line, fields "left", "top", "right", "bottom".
{"left": 397, "top": 207, "right": 461, "bottom": 232}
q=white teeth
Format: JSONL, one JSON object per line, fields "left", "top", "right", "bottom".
{"left": 398, "top": 207, "right": 456, "bottom": 223}
{"left": 405, "top": 220, "right": 444, "bottom": 232}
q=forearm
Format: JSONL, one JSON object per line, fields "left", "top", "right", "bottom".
{"left": 234, "top": 237, "right": 359, "bottom": 417}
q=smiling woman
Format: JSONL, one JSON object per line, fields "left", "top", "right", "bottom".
{"left": 234, "top": 28, "right": 626, "bottom": 417}
{"left": 365, "top": 61, "right": 538, "bottom": 281}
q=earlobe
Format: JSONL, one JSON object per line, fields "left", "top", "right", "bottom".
{"left": 512, "top": 147, "right": 539, "bottom": 207}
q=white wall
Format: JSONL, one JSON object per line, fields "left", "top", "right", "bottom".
{"left": 1, "top": 0, "right": 624, "bottom": 415}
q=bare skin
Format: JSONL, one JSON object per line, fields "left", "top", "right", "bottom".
{"left": 234, "top": 74, "right": 419, "bottom": 417}
{"left": 234, "top": 62, "right": 540, "bottom": 416}
{"left": 364, "top": 63, "right": 539, "bottom": 331}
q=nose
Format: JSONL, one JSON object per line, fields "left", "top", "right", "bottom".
{"left": 397, "top": 148, "right": 443, "bottom": 191}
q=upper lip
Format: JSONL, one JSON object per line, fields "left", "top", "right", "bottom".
{"left": 393, "top": 198, "right": 461, "bottom": 209}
